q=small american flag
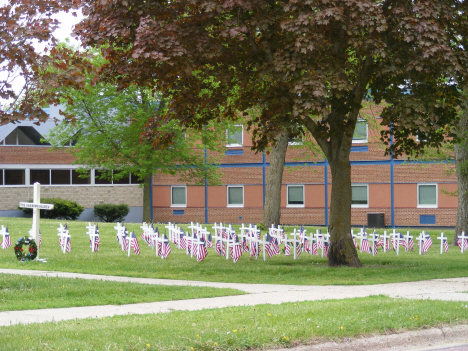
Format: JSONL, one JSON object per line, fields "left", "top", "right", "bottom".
{"left": 407, "top": 238, "right": 414, "bottom": 251}
{"left": 361, "top": 237, "right": 371, "bottom": 253}
{"left": 303, "top": 237, "right": 310, "bottom": 253}
{"left": 249, "top": 240, "right": 259, "bottom": 257}
{"left": 1, "top": 227, "right": 11, "bottom": 249}
{"left": 122, "top": 228, "right": 129, "bottom": 250}
{"left": 458, "top": 237, "right": 468, "bottom": 252}
{"left": 323, "top": 241, "right": 329, "bottom": 257}
{"left": 316, "top": 230, "right": 323, "bottom": 250}
{"left": 283, "top": 241, "right": 291, "bottom": 256}
{"left": 265, "top": 233, "right": 280, "bottom": 258}
{"left": 241, "top": 237, "right": 249, "bottom": 252}
{"left": 421, "top": 232, "right": 433, "bottom": 254}
{"left": 130, "top": 232, "right": 140, "bottom": 255}
{"left": 64, "top": 237, "right": 71, "bottom": 253}
{"left": 38, "top": 230, "right": 42, "bottom": 250}
{"left": 215, "top": 239, "right": 222, "bottom": 255}
{"left": 230, "top": 237, "right": 242, "bottom": 262}
{"left": 161, "top": 234, "right": 171, "bottom": 258}
{"left": 206, "top": 234, "right": 213, "bottom": 248}
{"left": 196, "top": 240, "right": 208, "bottom": 262}
{"left": 443, "top": 237, "right": 449, "bottom": 253}
{"left": 179, "top": 230, "right": 187, "bottom": 249}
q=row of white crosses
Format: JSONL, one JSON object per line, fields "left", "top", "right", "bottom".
{"left": 143, "top": 222, "right": 171, "bottom": 259}
{"left": 212, "top": 222, "right": 238, "bottom": 261}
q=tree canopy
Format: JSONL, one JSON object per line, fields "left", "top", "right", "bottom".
{"left": 70, "top": 0, "right": 468, "bottom": 266}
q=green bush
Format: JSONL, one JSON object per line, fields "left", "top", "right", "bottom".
{"left": 19, "top": 198, "right": 84, "bottom": 220}
{"left": 93, "top": 204, "right": 129, "bottom": 223}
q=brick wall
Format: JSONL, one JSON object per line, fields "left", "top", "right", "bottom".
{"left": 0, "top": 185, "right": 142, "bottom": 211}
{"left": 0, "top": 146, "right": 75, "bottom": 164}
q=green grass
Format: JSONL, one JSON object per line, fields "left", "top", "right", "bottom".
{"left": 0, "top": 274, "right": 244, "bottom": 311}
{"left": 0, "top": 296, "right": 467, "bottom": 350}
{"left": 0, "top": 217, "right": 466, "bottom": 285}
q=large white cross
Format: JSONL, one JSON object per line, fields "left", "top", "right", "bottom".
{"left": 0, "top": 225, "right": 9, "bottom": 249}
{"left": 19, "top": 183, "right": 54, "bottom": 260}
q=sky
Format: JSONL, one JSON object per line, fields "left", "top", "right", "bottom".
{"left": 1, "top": 9, "right": 84, "bottom": 106}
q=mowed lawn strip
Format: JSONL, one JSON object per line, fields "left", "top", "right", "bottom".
{"left": 0, "top": 274, "right": 244, "bottom": 312}
{"left": 0, "top": 217, "right": 466, "bottom": 285}
{"left": 0, "top": 296, "right": 467, "bottom": 351}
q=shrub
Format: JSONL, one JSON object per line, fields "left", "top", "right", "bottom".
{"left": 94, "top": 204, "right": 129, "bottom": 222}
{"left": 19, "top": 198, "right": 85, "bottom": 220}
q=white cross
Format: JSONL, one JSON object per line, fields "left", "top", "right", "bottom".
{"left": 269, "top": 225, "right": 285, "bottom": 245}
{"left": 0, "top": 226, "right": 9, "bottom": 249}
{"left": 87, "top": 224, "right": 99, "bottom": 253}
{"left": 391, "top": 230, "right": 402, "bottom": 255}
{"left": 288, "top": 228, "right": 303, "bottom": 260}
{"left": 368, "top": 233, "right": 379, "bottom": 256}
{"left": 381, "top": 230, "right": 391, "bottom": 253}
{"left": 165, "top": 222, "right": 174, "bottom": 243}
{"left": 403, "top": 231, "right": 413, "bottom": 252}
{"left": 356, "top": 228, "right": 366, "bottom": 253}
{"left": 18, "top": 183, "right": 54, "bottom": 260}
{"left": 459, "top": 232, "right": 468, "bottom": 253}
{"left": 114, "top": 222, "right": 127, "bottom": 250}
{"left": 57, "top": 226, "right": 70, "bottom": 254}
{"left": 437, "top": 232, "right": 447, "bottom": 254}
{"left": 416, "top": 232, "right": 425, "bottom": 255}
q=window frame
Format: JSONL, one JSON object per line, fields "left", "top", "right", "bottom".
{"left": 226, "top": 125, "right": 243, "bottom": 148}
{"left": 171, "top": 186, "right": 187, "bottom": 207}
{"left": 227, "top": 185, "right": 244, "bottom": 207}
{"left": 351, "top": 184, "right": 369, "bottom": 208}
{"left": 286, "top": 184, "right": 305, "bottom": 208}
{"left": 417, "top": 183, "right": 438, "bottom": 208}
{"left": 352, "top": 119, "right": 368, "bottom": 144}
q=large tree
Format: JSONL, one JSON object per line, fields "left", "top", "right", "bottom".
{"left": 75, "top": 0, "right": 468, "bottom": 267}
{"left": 46, "top": 53, "right": 223, "bottom": 222}
{"left": 0, "top": 0, "right": 89, "bottom": 123}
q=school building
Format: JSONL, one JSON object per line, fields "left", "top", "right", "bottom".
{"left": 0, "top": 106, "right": 457, "bottom": 227}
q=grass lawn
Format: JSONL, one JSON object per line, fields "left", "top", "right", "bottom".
{"left": 0, "top": 274, "right": 244, "bottom": 311}
{"left": 0, "top": 296, "right": 467, "bottom": 350}
{"left": 0, "top": 217, "right": 466, "bottom": 285}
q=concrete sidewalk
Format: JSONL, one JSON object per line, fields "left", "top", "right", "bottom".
{"left": 0, "top": 269, "right": 467, "bottom": 327}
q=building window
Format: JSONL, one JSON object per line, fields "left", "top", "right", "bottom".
{"left": 51, "top": 170, "right": 71, "bottom": 185}
{"left": 30, "top": 169, "right": 50, "bottom": 185}
{"left": 351, "top": 184, "right": 368, "bottom": 207}
{"left": 418, "top": 184, "right": 437, "bottom": 208}
{"left": 287, "top": 185, "right": 304, "bottom": 207}
{"left": 171, "top": 186, "right": 187, "bottom": 207}
{"left": 4, "top": 169, "right": 25, "bottom": 185}
{"left": 72, "top": 170, "right": 91, "bottom": 184}
{"left": 226, "top": 125, "right": 243, "bottom": 147}
{"left": 352, "top": 119, "right": 368, "bottom": 144}
{"left": 227, "top": 186, "right": 244, "bottom": 207}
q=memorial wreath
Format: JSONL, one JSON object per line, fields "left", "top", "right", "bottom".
{"left": 14, "top": 237, "right": 38, "bottom": 261}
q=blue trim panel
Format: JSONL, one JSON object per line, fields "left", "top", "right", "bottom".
{"left": 420, "top": 215, "right": 436, "bottom": 225}
{"left": 225, "top": 149, "right": 244, "bottom": 156}
{"left": 173, "top": 210, "right": 185, "bottom": 216}
{"left": 351, "top": 145, "right": 369, "bottom": 152}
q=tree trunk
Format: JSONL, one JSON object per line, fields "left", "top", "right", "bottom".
{"left": 263, "top": 131, "right": 289, "bottom": 228}
{"left": 142, "top": 173, "right": 152, "bottom": 223}
{"left": 327, "top": 144, "right": 362, "bottom": 267}
{"left": 453, "top": 110, "right": 468, "bottom": 245}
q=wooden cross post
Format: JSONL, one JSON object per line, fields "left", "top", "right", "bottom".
{"left": 289, "top": 229, "right": 302, "bottom": 260}
{"left": 416, "top": 233, "right": 425, "bottom": 255}
{"left": 19, "top": 182, "right": 54, "bottom": 261}
{"left": 459, "top": 232, "right": 468, "bottom": 253}
{"left": 437, "top": 232, "right": 446, "bottom": 254}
